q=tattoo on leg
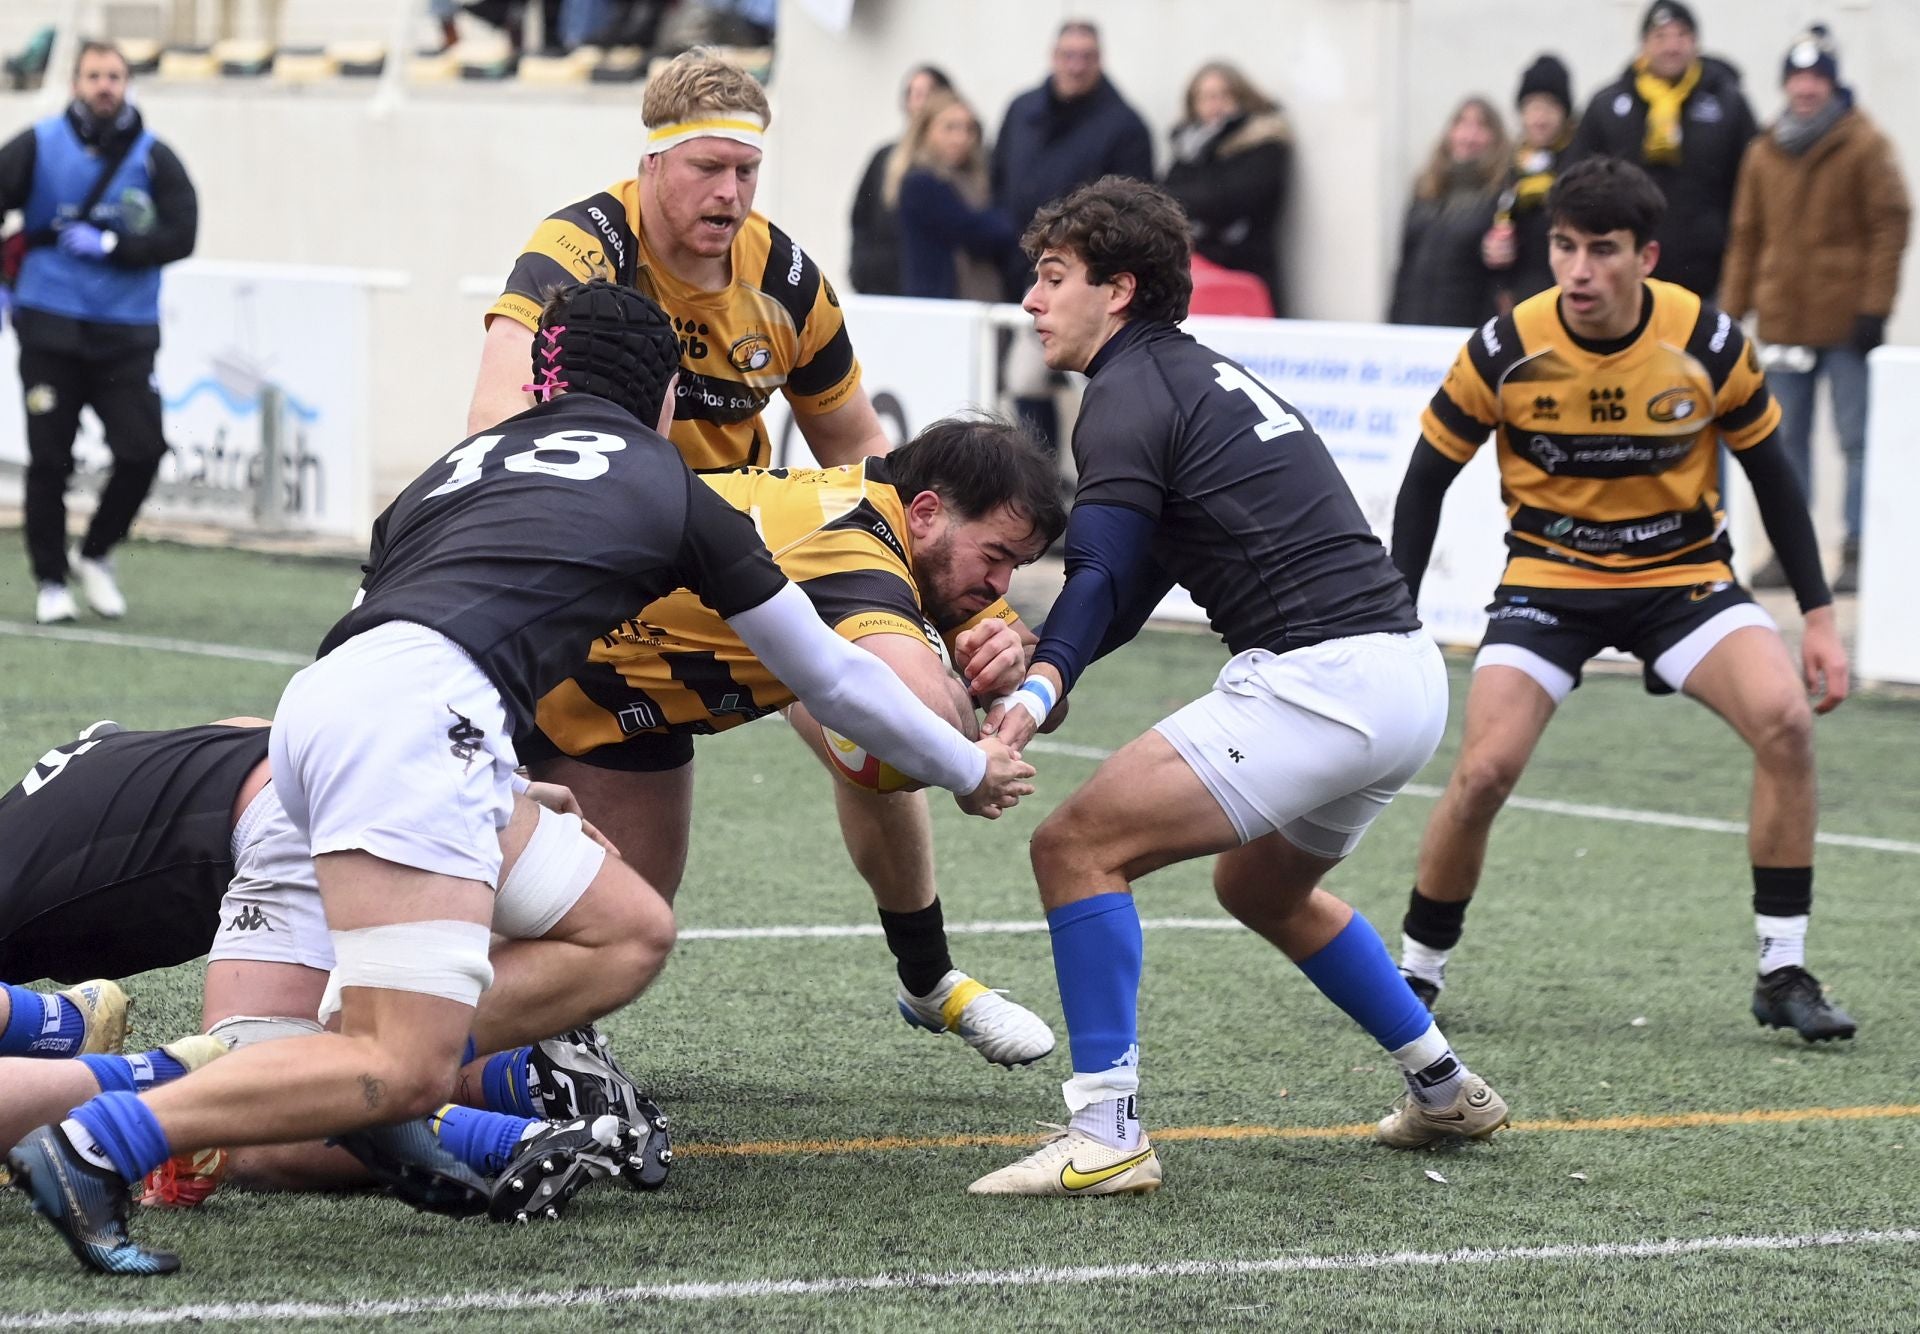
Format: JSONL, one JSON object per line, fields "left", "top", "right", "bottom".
{"left": 359, "top": 1074, "right": 385, "bottom": 1111}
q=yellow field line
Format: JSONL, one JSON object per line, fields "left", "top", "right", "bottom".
{"left": 680, "top": 1103, "right": 1920, "bottom": 1158}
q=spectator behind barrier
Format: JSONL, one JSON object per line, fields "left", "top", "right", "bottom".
{"left": 1721, "top": 23, "right": 1911, "bottom": 596}
{"left": 1484, "top": 54, "right": 1578, "bottom": 309}
{"left": 849, "top": 64, "right": 951, "bottom": 296}
{"left": 1161, "top": 61, "right": 1291, "bottom": 316}
{"left": 1388, "top": 96, "right": 1507, "bottom": 329}
{"left": 991, "top": 19, "right": 1152, "bottom": 452}
{"left": 1565, "top": 0, "right": 1756, "bottom": 299}
{"left": 886, "top": 89, "right": 1015, "bottom": 302}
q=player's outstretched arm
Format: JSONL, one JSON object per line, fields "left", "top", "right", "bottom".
{"left": 725, "top": 583, "right": 1008, "bottom": 800}
{"left": 1799, "top": 605, "right": 1850, "bottom": 715}
{"left": 1732, "top": 434, "right": 1846, "bottom": 713}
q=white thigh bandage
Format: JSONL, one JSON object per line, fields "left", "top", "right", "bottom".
{"left": 493, "top": 805, "right": 607, "bottom": 940}
{"left": 317, "top": 920, "right": 495, "bottom": 1024}
{"left": 207, "top": 1014, "right": 328, "bottom": 1050}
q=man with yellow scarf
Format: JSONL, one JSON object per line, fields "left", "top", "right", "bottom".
{"left": 1568, "top": 1, "right": 1756, "bottom": 299}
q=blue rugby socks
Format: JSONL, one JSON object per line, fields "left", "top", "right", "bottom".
{"left": 1048, "top": 892, "right": 1146, "bottom": 1149}
{"left": 480, "top": 1047, "right": 539, "bottom": 1118}
{"left": 429, "top": 1104, "right": 538, "bottom": 1176}
{"left": 1297, "top": 911, "right": 1468, "bottom": 1106}
{"left": 77, "top": 1048, "right": 189, "bottom": 1093}
{"left": 65, "top": 1092, "right": 173, "bottom": 1181}
{"left": 0, "top": 984, "right": 87, "bottom": 1057}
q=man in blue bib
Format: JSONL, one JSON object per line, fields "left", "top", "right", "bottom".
{"left": 0, "top": 40, "right": 197, "bottom": 624}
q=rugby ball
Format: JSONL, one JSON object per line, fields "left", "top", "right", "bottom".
{"left": 819, "top": 726, "right": 926, "bottom": 793}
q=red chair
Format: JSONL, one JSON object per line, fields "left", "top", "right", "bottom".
{"left": 1187, "top": 254, "right": 1274, "bottom": 318}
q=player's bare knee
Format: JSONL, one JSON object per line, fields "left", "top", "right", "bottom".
{"left": 1030, "top": 807, "right": 1098, "bottom": 888}
{"left": 1450, "top": 751, "right": 1525, "bottom": 816}
{"left": 1747, "top": 693, "right": 1815, "bottom": 768}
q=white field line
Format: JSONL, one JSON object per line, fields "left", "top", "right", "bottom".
{"left": 0, "top": 621, "right": 310, "bottom": 668}
{"left": 2, "top": 621, "right": 1912, "bottom": 856}
{"left": 3, "top": 1229, "right": 1915, "bottom": 1329}
{"left": 681, "top": 917, "right": 1238, "bottom": 941}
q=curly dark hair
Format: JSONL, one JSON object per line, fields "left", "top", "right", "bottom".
{"left": 1545, "top": 157, "right": 1667, "bottom": 248}
{"left": 1021, "top": 176, "right": 1193, "bottom": 325}
{"left": 886, "top": 412, "right": 1066, "bottom": 551}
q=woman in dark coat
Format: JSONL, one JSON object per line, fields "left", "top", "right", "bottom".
{"left": 1388, "top": 95, "right": 1509, "bottom": 328}
{"left": 887, "top": 89, "right": 1016, "bottom": 301}
{"left": 848, "top": 64, "right": 951, "bottom": 295}
{"left": 1161, "top": 61, "right": 1293, "bottom": 314}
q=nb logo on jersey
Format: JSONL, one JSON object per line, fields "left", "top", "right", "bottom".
{"left": 228, "top": 904, "right": 273, "bottom": 933}
{"left": 1589, "top": 386, "right": 1626, "bottom": 422}
{"left": 673, "top": 316, "right": 712, "bottom": 360}
{"left": 446, "top": 708, "right": 486, "bottom": 767}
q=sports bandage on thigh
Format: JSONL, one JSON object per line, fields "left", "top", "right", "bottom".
{"left": 317, "top": 921, "right": 494, "bottom": 1024}
{"left": 493, "top": 805, "right": 608, "bottom": 940}
{"left": 207, "top": 1015, "right": 328, "bottom": 1050}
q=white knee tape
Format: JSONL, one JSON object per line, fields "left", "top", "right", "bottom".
{"left": 493, "top": 805, "right": 607, "bottom": 940}
{"left": 317, "top": 920, "right": 495, "bottom": 1024}
{"left": 207, "top": 1014, "right": 327, "bottom": 1050}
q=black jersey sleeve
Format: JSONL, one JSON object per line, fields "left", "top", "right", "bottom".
{"left": 676, "top": 472, "right": 791, "bottom": 617}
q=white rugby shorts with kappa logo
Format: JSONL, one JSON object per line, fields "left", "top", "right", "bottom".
{"left": 1154, "top": 630, "right": 1448, "bottom": 857}
{"left": 268, "top": 621, "right": 519, "bottom": 887}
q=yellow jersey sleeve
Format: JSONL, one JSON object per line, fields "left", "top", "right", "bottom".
{"left": 485, "top": 186, "right": 638, "bottom": 331}
{"left": 1419, "top": 338, "right": 1502, "bottom": 463}
{"left": 1712, "top": 324, "right": 1782, "bottom": 450}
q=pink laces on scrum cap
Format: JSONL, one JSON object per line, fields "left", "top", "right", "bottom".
{"left": 522, "top": 324, "right": 570, "bottom": 400}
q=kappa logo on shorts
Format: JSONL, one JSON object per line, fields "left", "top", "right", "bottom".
{"left": 446, "top": 707, "right": 486, "bottom": 768}
{"left": 227, "top": 904, "right": 272, "bottom": 933}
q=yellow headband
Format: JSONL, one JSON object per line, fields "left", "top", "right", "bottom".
{"left": 644, "top": 114, "right": 767, "bottom": 156}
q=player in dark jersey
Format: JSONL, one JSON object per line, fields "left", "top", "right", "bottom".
{"left": 1389, "top": 158, "right": 1854, "bottom": 1042}
{"left": 10, "top": 281, "right": 1034, "bottom": 1275}
{"left": 969, "top": 179, "right": 1509, "bottom": 1198}
{"left": 0, "top": 714, "right": 681, "bottom": 1202}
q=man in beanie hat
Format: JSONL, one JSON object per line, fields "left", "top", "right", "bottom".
{"left": 1567, "top": 0, "right": 1756, "bottom": 298}
{"left": 1484, "top": 54, "right": 1579, "bottom": 304}
{"left": 1722, "top": 24, "right": 1910, "bottom": 595}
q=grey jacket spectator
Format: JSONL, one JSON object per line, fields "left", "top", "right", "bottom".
{"left": 1161, "top": 61, "right": 1291, "bottom": 315}
{"left": 1566, "top": 1, "right": 1757, "bottom": 299}
{"left": 1389, "top": 97, "right": 1507, "bottom": 328}
{"left": 991, "top": 21, "right": 1152, "bottom": 298}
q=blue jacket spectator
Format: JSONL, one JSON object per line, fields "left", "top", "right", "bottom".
{"left": 0, "top": 42, "right": 196, "bottom": 625}
{"left": 848, "top": 64, "right": 951, "bottom": 296}
{"left": 888, "top": 90, "right": 1015, "bottom": 301}
{"left": 990, "top": 20, "right": 1152, "bottom": 299}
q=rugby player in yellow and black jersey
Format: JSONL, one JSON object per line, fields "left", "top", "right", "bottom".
{"left": 1389, "top": 157, "right": 1856, "bottom": 1043}
{"left": 529, "top": 440, "right": 1043, "bottom": 756}
{"left": 467, "top": 51, "right": 885, "bottom": 470}
{"left": 524, "top": 414, "right": 1071, "bottom": 1067}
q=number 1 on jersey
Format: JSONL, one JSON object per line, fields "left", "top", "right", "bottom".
{"left": 1213, "top": 362, "right": 1303, "bottom": 441}
{"left": 426, "top": 435, "right": 503, "bottom": 498}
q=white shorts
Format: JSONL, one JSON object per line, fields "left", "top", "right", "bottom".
{"left": 1154, "top": 632, "right": 1448, "bottom": 857}
{"left": 208, "top": 782, "right": 334, "bottom": 970}
{"left": 269, "top": 621, "right": 518, "bottom": 887}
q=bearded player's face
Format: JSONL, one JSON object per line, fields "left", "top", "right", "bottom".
{"left": 914, "top": 502, "right": 1045, "bottom": 627}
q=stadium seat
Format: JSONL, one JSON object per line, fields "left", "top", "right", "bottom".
{"left": 119, "top": 39, "right": 163, "bottom": 76}
{"left": 1188, "top": 254, "right": 1274, "bottom": 319}
{"left": 590, "top": 46, "right": 647, "bottom": 84}
{"left": 330, "top": 42, "right": 387, "bottom": 77}
{"left": 517, "top": 48, "right": 598, "bottom": 87}
{"left": 273, "top": 47, "right": 337, "bottom": 83}
{"left": 214, "top": 39, "right": 275, "bottom": 77}
{"left": 157, "top": 46, "right": 219, "bottom": 82}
